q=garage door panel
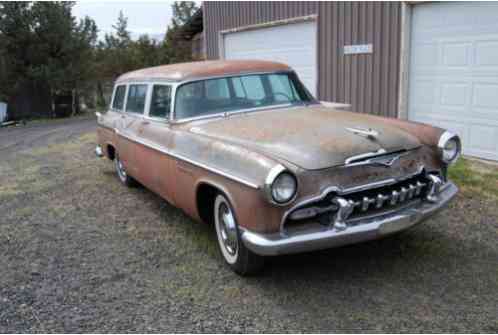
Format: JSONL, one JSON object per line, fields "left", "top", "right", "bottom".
{"left": 475, "top": 40, "right": 498, "bottom": 66}
{"left": 409, "top": 2, "right": 498, "bottom": 161}
{"left": 469, "top": 124, "right": 497, "bottom": 151}
{"left": 223, "top": 21, "right": 317, "bottom": 95}
{"left": 441, "top": 42, "right": 471, "bottom": 68}
{"left": 440, "top": 83, "right": 468, "bottom": 107}
{"left": 472, "top": 83, "right": 498, "bottom": 108}
{"left": 411, "top": 43, "right": 438, "bottom": 68}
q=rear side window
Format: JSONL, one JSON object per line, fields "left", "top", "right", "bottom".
{"left": 126, "top": 84, "right": 148, "bottom": 114}
{"left": 240, "top": 76, "right": 265, "bottom": 100}
{"left": 149, "top": 85, "right": 172, "bottom": 119}
{"left": 205, "top": 78, "right": 230, "bottom": 100}
{"left": 112, "top": 85, "right": 126, "bottom": 110}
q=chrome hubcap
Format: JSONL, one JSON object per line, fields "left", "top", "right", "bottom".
{"left": 218, "top": 202, "right": 238, "bottom": 256}
{"left": 116, "top": 158, "right": 127, "bottom": 180}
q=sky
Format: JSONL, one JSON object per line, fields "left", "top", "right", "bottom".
{"left": 73, "top": 1, "right": 175, "bottom": 41}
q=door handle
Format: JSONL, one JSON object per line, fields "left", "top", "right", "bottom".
{"left": 141, "top": 120, "right": 150, "bottom": 126}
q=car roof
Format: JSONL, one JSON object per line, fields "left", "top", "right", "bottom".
{"left": 115, "top": 60, "right": 292, "bottom": 83}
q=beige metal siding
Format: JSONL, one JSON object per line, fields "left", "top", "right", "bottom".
{"left": 204, "top": 1, "right": 401, "bottom": 117}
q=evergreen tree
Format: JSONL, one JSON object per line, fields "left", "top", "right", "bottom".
{"left": 0, "top": 2, "right": 97, "bottom": 118}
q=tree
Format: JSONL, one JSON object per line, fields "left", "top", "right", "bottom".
{"left": 0, "top": 1, "right": 98, "bottom": 119}
{"left": 170, "top": 1, "right": 198, "bottom": 28}
{"left": 0, "top": 2, "right": 33, "bottom": 101}
{"left": 96, "top": 11, "right": 136, "bottom": 81}
{"left": 163, "top": 1, "right": 199, "bottom": 64}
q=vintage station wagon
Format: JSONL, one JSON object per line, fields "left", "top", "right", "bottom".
{"left": 96, "top": 60, "right": 460, "bottom": 275}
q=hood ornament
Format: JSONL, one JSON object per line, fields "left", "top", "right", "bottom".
{"left": 371, "top": 154, "right": 400, "bottom": 167}
{"left": 345, "top": 150, "right": 404, "bottom": 168}
{"left": 346, "top": 127, "right": 379, "bottom": 140}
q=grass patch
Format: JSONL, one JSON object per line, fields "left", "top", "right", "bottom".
{"left": 449, "top": 158, "right": 498, "bottom": 198}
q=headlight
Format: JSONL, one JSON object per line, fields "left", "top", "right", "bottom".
{"left": 438, "top": 131, "right": 461, "bottom": 164}
{"left": 272, "top": 173, "right": 297, "bottom": 204}
{"left": 264, "top": 165, "right": 297, "bottom": 205}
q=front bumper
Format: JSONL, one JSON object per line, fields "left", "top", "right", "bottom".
{"left": 241, "top": 181, "right": 458, "bottom": 256}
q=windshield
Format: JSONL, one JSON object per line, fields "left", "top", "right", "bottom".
{"left": 174, "top": 72, "right": 313, "bottom": 120}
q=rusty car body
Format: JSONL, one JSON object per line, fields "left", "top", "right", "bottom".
{"left": 96, "top": 60, "right": 460, "bottom": 275}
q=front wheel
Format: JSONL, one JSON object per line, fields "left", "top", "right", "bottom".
{"left": 214, "top": 194, "right": 264, "bottom": 275}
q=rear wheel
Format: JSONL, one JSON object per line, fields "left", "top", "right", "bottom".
{"left": 115, "top": 153, "right": 136, "bottom": 187}
{"left": 214, "top": 194, "right": 264, "bottom": 275}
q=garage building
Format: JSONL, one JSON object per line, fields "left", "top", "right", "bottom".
{"left": 200, "top": 1, "right": 498, "bottom": 161}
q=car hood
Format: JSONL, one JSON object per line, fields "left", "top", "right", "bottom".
{"left": 186, "top": 105, "right": 421, "bottom": 170}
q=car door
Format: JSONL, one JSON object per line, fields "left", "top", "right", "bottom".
{"left": 134, "top": 83, "right": 176, "bottom": 204}
{"left": 107, "top": 84, "right": 127, "bottom": 130}
{"left": 117, "top": 83, "right": 148, "bottom": 178}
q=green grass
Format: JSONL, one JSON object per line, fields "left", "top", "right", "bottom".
{"left": 449, "top": 158, "right": 498, "bottom": 198}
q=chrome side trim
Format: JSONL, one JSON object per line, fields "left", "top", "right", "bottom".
{"left": 280, "top": 165, "right": 426, "bottom": 231}
{"left": 241, "top": 182, "right": 458, "bottom": 256}
{"left": 115, "top": 128, "right": 260, "bottom": 189}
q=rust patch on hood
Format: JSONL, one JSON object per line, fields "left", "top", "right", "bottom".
{"left": 183, "top": 105, "right": 422, "bottom": 170}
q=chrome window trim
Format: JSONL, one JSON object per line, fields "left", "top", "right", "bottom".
{"left": 279, "top": 165, "right": 426, "bottom": 233}
{"left": 116, "top": 71, "right": 316, "bottom": 124}
{"left": 110, "top": 84, "right": 128, "bottom": 113}
{"left": 170, "top": 70, "right": 312, "bottom": 123}
{"left": 177, "top": 70, "right": 293, "bottom": 85}
{"left": 124, "top": 82, "right": 150, "bottom": 116}
{"left": 170, "top": 103, "right": 300, "bottom": 125}
{"left": 144, "top": 83, "right": 174, "bottom": 123}
{"left": 114, "top": 128, "right": 260, "bottom": 190}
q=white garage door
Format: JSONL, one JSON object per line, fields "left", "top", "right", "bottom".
{"left": 408, "top": 2, "right": 498, "bottom": 161}
{"left": 223, "top": 21, "right": 317, "bottom": 96}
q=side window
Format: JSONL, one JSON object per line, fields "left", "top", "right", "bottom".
{"left": 149, "top": 85, "right": 172, "bottom": 119}
{"left": 177, "top": 81, "right": 203, "bottom": 99}
{"left": 126, "top": 84, "right": 148, "bottom": 114}
{"left": 112, "top": 85, "right": 126, "bottom": 111}
{"left": 240, "top": 75, "right": 265, "bottom": 100}
{"left": 231, "top": 77, "right": 246, "bottom": 98}
{"left": 205, "top": 78, "right": 230, "bottom": 100}
{"left": 268, "top": 74, "right": 297, "bottom": 102}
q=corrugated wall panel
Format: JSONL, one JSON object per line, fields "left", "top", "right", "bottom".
{"left": 203, "top": 1, "right": 401, "bottom": 118}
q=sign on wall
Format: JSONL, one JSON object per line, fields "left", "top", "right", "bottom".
{"left": 344, "top": 44, "right": 373, "bottom": 55}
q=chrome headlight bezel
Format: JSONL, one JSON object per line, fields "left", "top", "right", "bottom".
{"left": 263, "top": 165, "right": 298, "bottom": 206}
{"left": 438, "top": 131, "right": 461, "bottom": 165}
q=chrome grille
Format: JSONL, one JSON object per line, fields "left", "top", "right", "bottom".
{"left": 342, "top": 175, "right": 428, "bottom": 218}
{"left": 286, "top": 173, "right": 432, "bottom": 230}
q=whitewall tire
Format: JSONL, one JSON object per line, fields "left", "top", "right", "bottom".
{"left": 214, "top": 194, "right": 264, "bottom": 275}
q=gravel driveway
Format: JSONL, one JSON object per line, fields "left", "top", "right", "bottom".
{"left": 0, "top": 117, "right": 497, "bottom": 332}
